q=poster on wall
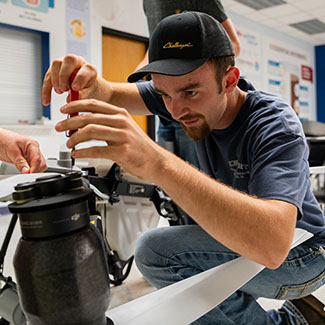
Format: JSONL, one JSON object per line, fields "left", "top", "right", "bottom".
{"left": 0, "top": 0, "right": 54, "bottom": 23}
{"left": 264, "top": 38, "right": 313, "bottom": 120}
{"left": 12, "top": 0, "right": 49, "bottom": 13}
{"left": 66, "top": 0, "right": 90, "bottom": 62}
{"left": 235, "top": 25, "right": 262, "bottom": 90}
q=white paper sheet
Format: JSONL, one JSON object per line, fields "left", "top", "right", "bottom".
{"left": 106, "top": 228, "right": 313, "bottom": 325}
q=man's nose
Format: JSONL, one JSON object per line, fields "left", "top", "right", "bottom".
{"left": 168, "top": 98, "right": 187, "bottom": 121}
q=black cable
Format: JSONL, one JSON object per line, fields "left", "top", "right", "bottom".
{"left": 0, "top": 214, "right": 18, "bottom": 274}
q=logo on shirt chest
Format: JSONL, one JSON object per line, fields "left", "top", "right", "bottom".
{"left": 228, "top": 160, "right": 250, "bottom": 179}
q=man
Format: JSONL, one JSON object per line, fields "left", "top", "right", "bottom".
{"left": 42, "top": 12, "right": 325, "bottom": 324}
{"left": 136, "top": 2, "right": 241, "bottom": 217}
{"left": 0, "top": 128, "right": 47, "bottom": 173}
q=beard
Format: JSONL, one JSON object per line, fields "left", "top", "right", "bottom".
{"left": 179, "top": 114, "right": 211, "bottom": 140}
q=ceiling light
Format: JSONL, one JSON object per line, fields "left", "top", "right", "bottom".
{"left": 233, "top": 0, "right": 286, "bottom": 10}
{"left": 290, "top": 19, "right": 325, "bottom": 35}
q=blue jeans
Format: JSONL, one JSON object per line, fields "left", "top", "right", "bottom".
{"left": 134, "top": 225, "right": 325, "bottom": 324}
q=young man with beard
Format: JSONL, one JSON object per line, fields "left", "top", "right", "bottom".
{"left": 136, "top": 2, "right": 241, "bottom": 224}
{"left": 43, "top": 12, "right": 325, "bottom": 324}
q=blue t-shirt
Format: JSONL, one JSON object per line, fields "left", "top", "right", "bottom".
{"left": 137, "top": 79, "right": 325, "bottom": 245}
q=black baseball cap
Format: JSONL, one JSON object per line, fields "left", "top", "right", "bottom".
{"left": 128, "top": 11, "right": 235, "bottom": 83}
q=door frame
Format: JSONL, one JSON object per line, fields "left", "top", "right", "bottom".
{"left": 102, "top": 27, "right": 155, "bottom": 140}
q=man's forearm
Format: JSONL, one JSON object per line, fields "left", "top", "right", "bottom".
{"left": 149, "top": 148, "right": 297, "bottom": 269}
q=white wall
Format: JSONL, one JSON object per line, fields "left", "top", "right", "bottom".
{"left": 0, "top": 0, "right": 148, "bottom": 160}
{"left": 91, "top": 0, "right": 148, "bottom": 77}
{"left": 228, "top": 11, "right": 316, "bottom": 120}
{"left": 0, "top": 1, "right": 317, "bottom": 160}
{"left": 0, "top": 1, "right": 68, "bottom": 159}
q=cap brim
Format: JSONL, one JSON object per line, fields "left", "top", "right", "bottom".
{"left": 128, "top": 58, "right": 208, "bottom": 82}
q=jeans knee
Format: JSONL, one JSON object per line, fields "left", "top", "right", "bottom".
{"left": 134, "top": 228, "right": 159, "bottom": 271}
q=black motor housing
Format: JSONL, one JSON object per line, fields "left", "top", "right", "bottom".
{"left": 9, "top": 172, "right": 110, "bottom": 325}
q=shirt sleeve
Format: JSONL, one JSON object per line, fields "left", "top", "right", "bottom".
{"left": 197, "top": 0, "right": 228, "bottom": 22}
{"left": 247, "top": 105, "right": 309, "bottom": 217}
{"left": 143, "top": 0, "right": 228, "bottom": 36}
{"left": 136, "top": 80, "right": 175, "bottom": 123}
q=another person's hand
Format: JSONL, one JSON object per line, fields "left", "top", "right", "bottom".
{"left": 0, "top": 129, "right": 47, "bottom": 173}
{"left": 42, "top": 54, "right": 99, "bottom": 106}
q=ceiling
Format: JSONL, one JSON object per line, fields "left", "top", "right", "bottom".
{"left": 222, "top": 0, "right": 325, "bottom": 46}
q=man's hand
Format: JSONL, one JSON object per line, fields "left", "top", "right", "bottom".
{"left": 55, "top": 99, "right": 164, "bottom": 182}
{"left": 0, "top": 129, "right": 47, "bottom": 174}
{"left": 43, "top": 54, "right": 156, "bottom": 181}
{"left": 42, "top": 54, "right": 99, "bottom": 106}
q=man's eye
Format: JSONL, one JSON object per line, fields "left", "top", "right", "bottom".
{"left": 185, "top": 91, "right": 197, "bottom": 96}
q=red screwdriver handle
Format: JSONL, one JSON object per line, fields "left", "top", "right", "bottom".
{"left": 70, "top": 71, "right": 80, "bottom": 102}
{"left": 68, "top": 71, "right": 80, "bottom": 137}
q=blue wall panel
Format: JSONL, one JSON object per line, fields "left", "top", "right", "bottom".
{"left": 316, "top": 45, "right": 325, "bottom": 122}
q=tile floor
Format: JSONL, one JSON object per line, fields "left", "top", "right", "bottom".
{"left": 109, "top": 263, "right": 155, "bottom": 310}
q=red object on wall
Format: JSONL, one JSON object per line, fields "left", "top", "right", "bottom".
{"left": 27, "top": 0, "right": 39, "bottom": 5}
{"left": 301, "top": 65, "right": 313, "bottom": 83}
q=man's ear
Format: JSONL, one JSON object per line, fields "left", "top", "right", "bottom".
{"left": 225, "top": 67, "right": 240, "bottom": 93}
